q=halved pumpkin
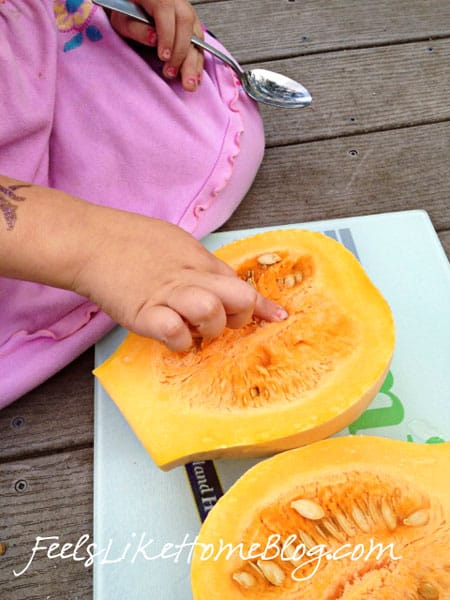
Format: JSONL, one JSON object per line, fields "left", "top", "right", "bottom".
{"left": 191, "top": 436, "right": 450, "bottom": 599}
{"left": 94, "top": 229, "right": 395, "bottom": 469}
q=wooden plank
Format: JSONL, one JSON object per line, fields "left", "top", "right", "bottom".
{"left": 222, "top": 122, "right": 450, "bottom": 233}
{"left": 259, "top": 39, "right": 450, "bottom": 147}
{"left": 195, "top": 0, "right": 450, "bottom": 63}
{"left": 0, "top": 448, "right": 92, "bottom": 599}
{"left": 0, "top": 349, "right": 94, "bottom": 462}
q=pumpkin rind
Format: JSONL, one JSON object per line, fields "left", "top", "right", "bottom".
{"left": 94, "top": 229, "right": 395, "bottom": 469}
{"left": 190, "top": 436, "right": 450, "bottom": 599}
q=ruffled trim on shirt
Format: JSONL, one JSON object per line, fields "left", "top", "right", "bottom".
{"left": 0, "top": 304, "right": 114, "bottom": 409}
{"left": 177, "top": 43, "right": 246, "bottom": 236}
{"left": 0, "top": 300, "right": 100, "bottom": 358}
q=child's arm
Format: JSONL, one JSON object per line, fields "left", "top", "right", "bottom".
{"left": 109, "top": 0, "right": 205, "bottom": 91}
{"left": 0, "top": 175, "right": 287, "bottom": 352}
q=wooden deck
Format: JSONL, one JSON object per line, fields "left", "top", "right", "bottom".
{"left": 1, "top": 1, "right": 449, "bottom": 597}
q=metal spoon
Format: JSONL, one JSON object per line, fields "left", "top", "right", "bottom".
{"left": 93, "top": 0, "right": 312, "bottom": 109}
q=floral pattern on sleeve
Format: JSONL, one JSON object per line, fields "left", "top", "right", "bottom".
{"left": 53, "top": 0, "right": 103, "bottom": 52}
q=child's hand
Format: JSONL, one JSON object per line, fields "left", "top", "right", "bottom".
{"left": 73, "top": 207, "right": 288, "bottom": 352}
{"left": 109, "top": 0, "right": 204, "bottom": 91}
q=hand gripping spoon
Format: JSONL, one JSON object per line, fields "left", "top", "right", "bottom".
{"left": 94, "top": 0, "right": 312, "bottom": 108}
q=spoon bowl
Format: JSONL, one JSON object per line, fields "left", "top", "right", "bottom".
{"left": 192, "top": 35, "right": 312, "bottom": 109}
{"left": 242, "top": 68, "right": 312, "bottom": 108}
{"left": 94, "top": 0, "right": 312, "bottom": 109}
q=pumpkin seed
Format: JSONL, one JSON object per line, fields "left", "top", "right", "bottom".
{"left": 314, "top": 523, "right": 330, "bottom": 542}
{"left": 280, "top": 541, "right": 301, "bottom": 564}
{"left": 418, "top": 582, "right": 439, "bottom": 599}
{"left": 298, "top": 530, "right": 317, "bottom": 550}
{"left": 368, "top": 497, "right": 381, "bottom": 524}
{"left": 291, "top": 498, "right": 325, "bottom": 520}
{"left": 246, "top": 270, "right": 256, "bottom": 287}
{"left": 232, "top": 571, "right": 255, "bottom": 589}
{"left": 256, "top": 560, "right": 285, "bottom": 586}
{"left": 403, "top": 509, "right": 429, "bottom": 527}
{"left": 351, "top": 506, "right": 371, "bottom": 533}
{"left": 381, "top": 497, "right": 397, "bottom": 530}
{"left": 283, "top": 274, "right": 296, "bottom": 288}
{"left": 321, "top": 518, "right": 346, "bottom": 543}
{"left": 335, "top": 510, "right": 357, "bottom": 536}
{"left": 248, "top": 561, "right": 264, "bottom": 577}
{"left": 257, "top": 253, "right": 282, "bottom": 266}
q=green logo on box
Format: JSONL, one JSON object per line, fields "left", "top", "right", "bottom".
{"left": 348, "top": 371, "right": 446, "bottom": 444}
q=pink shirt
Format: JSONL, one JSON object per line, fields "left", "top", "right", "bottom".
{"left": 0, "top": 0, "right": 264, "bottom": 407}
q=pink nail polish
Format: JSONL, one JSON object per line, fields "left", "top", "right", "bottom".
{"left": 187, "top": 76, "right": 197, "bottom": 87}
{"left": 148, "top": 30, "right": 157, "bottom": 46}
{"left": 166, "top": 66, "right": 177, "bottom": 78}
{"left": 161, "top": 48, "right": 171, "bottom": 60}
{"left": 275, "top": 307, "right": 289, "bottom": 321}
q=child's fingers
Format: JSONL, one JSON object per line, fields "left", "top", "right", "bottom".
{"left": 110, "top": 1, "right": 204, "bottom": 87}
{"left": 134, "top": 286, "right": 228, "bottom": 351}
{"left": 166, "top": 2, "right": 196, "bottom": 68}
{"left": 195, "top": 274, "right": 289, "bottom": 329}
{"left": 220, "top": 280, "right": 289, "bottom": 328}
{"left": 179, "top": 46, "right": 202, "bottom": 90}
{"left": 202, "top": 276, "right": 258, "bottom": 329}
{"left": 179, "top": 28, "right": 204, "bottom": 90}
{"left": 109, "top": 12, "right": 157, "bottom": 46}
{"left": 167, "top": 285, "right": 227, "bottom": 340}
{"left": 254, "top": 293, "right": 289, "bottom": 323}
{"left": 149, "top": 0, "right": 176, "bottom": 62}
{"left": 134, "top": 304, "right": 193, "bottom": 352}
{"left": 196, "top": 47, "right": 205, "bottom": 85}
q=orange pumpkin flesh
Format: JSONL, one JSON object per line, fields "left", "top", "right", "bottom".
{"left": 94, "top": 229, "right": 395, "bottom": 469}
{"left": 191, "top": 436, "right": 450, "bottom": 600}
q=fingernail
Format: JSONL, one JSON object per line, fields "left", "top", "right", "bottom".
{"left": 187, "top": 76, "right": 197, "bottom": 88}
{"left": 197, "top": 73, "right": 202, "bottom": 84}
{"left": 161, "top": 48, "right": 171, "bottom": 60}
{"left": 274, "top": 307, "right": 289, "bottom": 321}
{"left": 148, "top": 29, "right": 157, "bottom": 46}
{"left": 166, "top": 66, "right": 177, "bottom": 78}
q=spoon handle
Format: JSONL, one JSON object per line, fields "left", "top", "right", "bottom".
{"left": 93, "top": 0, "right": 244, "bottom": 75}
{"left": 190, "top": 35, "right": 244, "bottom": 76}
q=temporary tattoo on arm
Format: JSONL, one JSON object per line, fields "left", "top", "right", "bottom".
{"left": 0, "top": 183, "right": 30, "bottom": 230}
